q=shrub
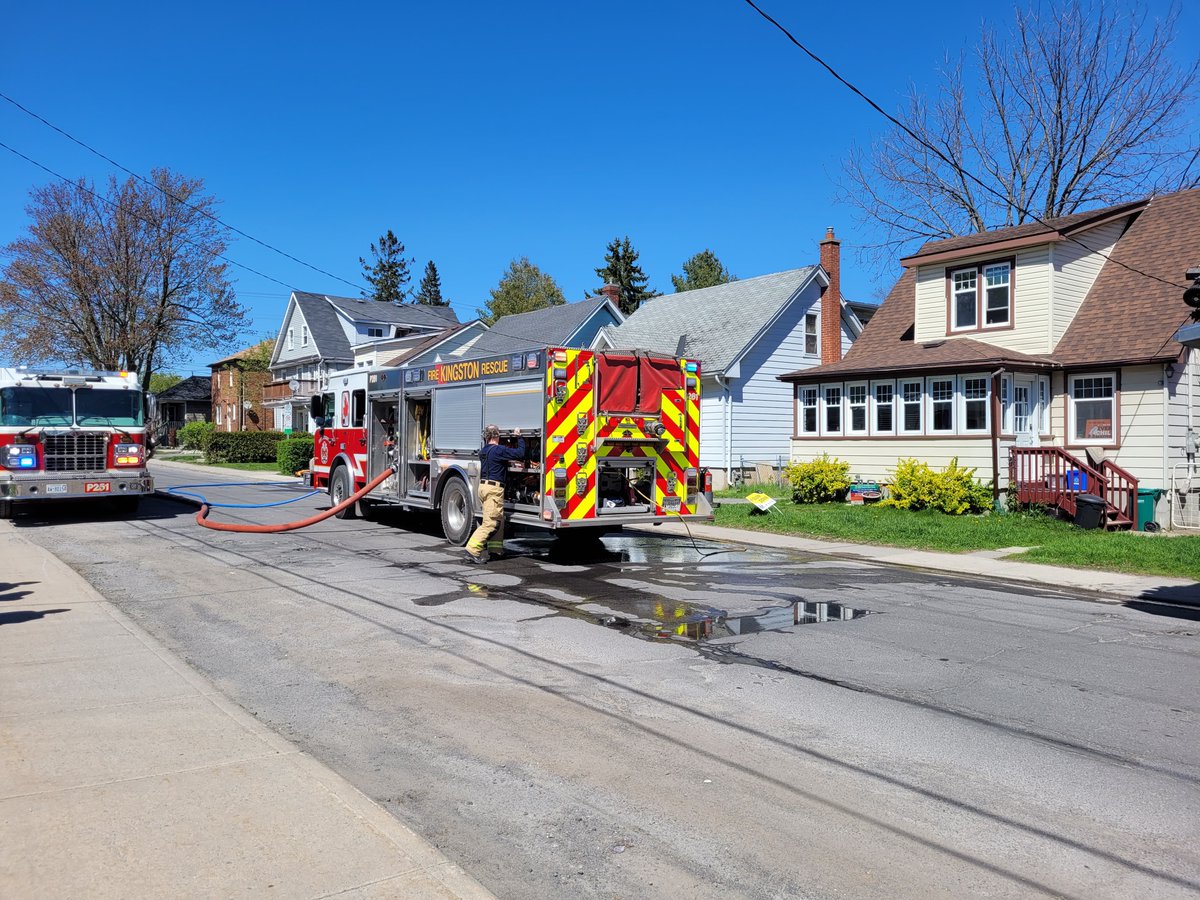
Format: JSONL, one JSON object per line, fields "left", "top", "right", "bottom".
{"left": 177, "top": 420, "right": 214, "bottom": 451}
{"left": 206, "top": 430, "right": 286, "bottom": 463}
{"left": 276, "top": 435, "right": 314, "bottom": 476}
{"left": 784, "top": 454, "right": 852, "bottom": 504}
{"left": 881, "top": 457, "right": 993, "bottom": 515}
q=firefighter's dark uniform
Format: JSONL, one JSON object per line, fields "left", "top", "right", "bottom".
{"left": 465, "top": 436, "right": 525, "bottom": 561}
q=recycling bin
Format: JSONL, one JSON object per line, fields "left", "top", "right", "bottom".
{"left": 1136, "top": 487, "right": 1164, "bottom": 532}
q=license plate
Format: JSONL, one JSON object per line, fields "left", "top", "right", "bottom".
{"left": 84, "top": 482, "right": 111, "bottom": 493}
{"left": 45, "top": 484, "right": 68, "bottom": 494}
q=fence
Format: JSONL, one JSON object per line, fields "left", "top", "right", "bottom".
{"left": 1170, "top": 463, "right": 1200, "bottom": 530}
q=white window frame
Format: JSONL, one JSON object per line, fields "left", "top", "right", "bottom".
{"left": 804, "top": 313, "right": 818, "bottom": 356}
{"left": 366, "top": 326, "right": 384, "bottom": 339}
{"left": 798, "top": 386, "right": 819, "bottom": 436}
{"left": 301, "top": 325, "right": 309, "bottom": 347}
{"left": 899, "top": 379, "right": 923, "bottom": 435}
{"left": 1038, "top": 375, "right": 1051, "bottom": 434}
{"left": 983, "top": 262, "right": 1011, "bottom": 326}
{"left": 958, "top": 373, "right": 990, "bottom": 434}
{"left": 845, "top": 381, "right": 869, "bottom": 435}
{"left": 228, "top": 368, "right": 234, "bottom": 387}
{"left": 927, "top": 376, "right": 956, "bottom": 433}
{"left": 950, "top": 267, "right": 978, "bottom": 331}
{"left": 215, "top": 404, "right": 222, "bottom": 426}
{"left": 1001, "top": 375, "right": 1014, "bottom": 433}
{"left": 871, "top": 380, "right": 895, "bottom": 436}
{"left": 821, "top": 384, "right": 843, "bottom": 436}
{"left": 1068, "top": 372, "right": 1115, "bottom": 445}
{"left": 287, "top": 328, "right": 294, "bottom": 351}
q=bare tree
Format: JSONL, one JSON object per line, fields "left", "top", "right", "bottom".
{"left": 841, "top": 1, "right": 1199, "bottom": 268}
{"left": 0, "top": 169, "right": 246, "bottom": 391}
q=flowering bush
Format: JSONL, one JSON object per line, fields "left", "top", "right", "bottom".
{"left": 881, "top": 457, "right": 992, "bottom": 515}
{"left": 784, "top": 454, "right": 851, "bottom": 504}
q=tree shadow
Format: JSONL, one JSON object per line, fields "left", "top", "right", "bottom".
{"left": 0, "top": 608, "right": 68, "bottom": 625}
{"left": 0, "top": 581, "right": 38, "bottom": 603}
{"left": 1127, "top": 583, "right": 1200, "bottom": 620}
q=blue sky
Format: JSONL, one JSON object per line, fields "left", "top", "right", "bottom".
{"left": 2, "top": 1, "right": 1196, "bottom": 376}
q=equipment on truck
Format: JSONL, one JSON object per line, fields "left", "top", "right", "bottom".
{"left": 0, "top": 368, "right": 154, "bottom": 518}
{"left": 307, "top": 347, "right": 712, "bottom": 543}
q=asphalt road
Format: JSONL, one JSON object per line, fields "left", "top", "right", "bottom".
{"left": 11, "top": 468, "right": 1200, "bottom": 899}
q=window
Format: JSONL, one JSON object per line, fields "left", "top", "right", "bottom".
{"left": 1039, "top": 376, "right": 1050, "bottom": 433}
{"left": 228, "top": 368, "right": 234, "bottom": 387}
{"left": 302, "top": 325, "right": 309, "bottom": 347}
{"left": 215, "top": 404, "right": 222, "bottom": 425}
{"left": 1070, "top": 373, "right": 1115, "bottom": 443}
{"left": 351, "top": 389, "right": 366, "bottom": 428}
{"left": 872, "top": 381, "right": 895, "bottom": 434}
{"left": 1001, "top": 375, "right": 1014, "bottom": 433}
{"left": 900, "top": 380, "right": 923, "bottom": 434}
{"left": 799, "top": 387, "right": 818, "bottom": 435}
{"left": 804, "top": 313, "right": 818, "bottom": 355}
{"left": 366, "top": 326, "right": 384, "bottom": 339}
{"left": 287, "top": 328, "right": 294, "bottom": 350}
{"left": 822, "top": 385, "right": 842, "bottom": 435}
{"left": 928, "top": 377, "right": 955, "bottom": 432}
{"left": 960, "top": 375, "right": 989, "bottom": 433}
{"left": 984, "top": 263, "right": 1010, "bottom": 325}
{"left": 951, "top": 269, "right": 977, "bottom": 330}
{"left": 846, "top": 383, "right": 868, "bottom": 434}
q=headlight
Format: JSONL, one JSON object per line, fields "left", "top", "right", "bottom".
{"left": 114, "top": 443, "right": 145, "bottom": 466}
{"left": 3, "top": 443, "right": 39, "bottom": 470}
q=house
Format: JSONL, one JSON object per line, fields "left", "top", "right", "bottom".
{"left": 782, "top": 188, "right": 1200, "bottom": 528}
{"left": 457, "top": 289, "right": 624, "bottom": 359}
{"left": 600, "top": 231, "right": 870, "bottom": 487}
{"left": 210, "top": 344, "right": 274, "bottom": 433}
{"left": 153, "top": 375, "right": 211, "bottom": 446}
{"left": 366, "top": 321, "right": 489, "bottom": 369}
{"left": 266, "top": 291, "right": 460, "bottom": 431}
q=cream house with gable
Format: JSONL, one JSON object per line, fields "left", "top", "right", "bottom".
{"left": 783, "top": 189, "right": 1200, "bottom": 528}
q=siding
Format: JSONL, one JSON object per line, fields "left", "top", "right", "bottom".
{"left": 273, "top": 301, "right": 315, "bottom": 366}
{"left": 914, "top": 245, "right": 1052, "bottom": 355}
{"left": 1109, "top": 365, "right": 1165, "bottom": 487}
{"left": 1166, "top": 348, "right": 1197, "bottom": 480}
{"left": 1050, "top": 219, "right": 1125, "bottom": 346}
{"left": 698, "top": 381, "right": 727, "bottom": 471}
{"left": 789, "top": 438, "right": 1001, "bottom": 486}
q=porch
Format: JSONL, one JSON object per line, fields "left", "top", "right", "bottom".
{"left": 1010, "top": 446, "right": 1136, "bottom": 530}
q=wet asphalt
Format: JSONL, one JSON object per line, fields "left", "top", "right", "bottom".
{"left": 8, "top": 468, "right": 1200, "bottom": 899}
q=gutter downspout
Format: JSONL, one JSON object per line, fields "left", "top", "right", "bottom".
{"left": 990, "top": 367, "right": 1005, "bottom": 509}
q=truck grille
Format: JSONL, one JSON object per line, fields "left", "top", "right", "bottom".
{"left": 43, "top": 433, "right": 108, "bottom": 472}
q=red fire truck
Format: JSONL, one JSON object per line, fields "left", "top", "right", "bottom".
{"left": 0, "top": 368, "right": 154, "bottom": 518}
{"left": 309, "top": 347, "right": 711, "bottom": 543}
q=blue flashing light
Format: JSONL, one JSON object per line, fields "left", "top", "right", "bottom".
{"left": 685, "top": 362, "right": 698, "bottom": 372}
{"left": 17, "top": 457, "right": 36, "bottom": 469}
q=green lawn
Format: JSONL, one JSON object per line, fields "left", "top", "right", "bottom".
{"left": 713, "top": 501, "right": 1200, "bottom": 580}
{"left": 156, "top": 454, "right": 282, "bottom": 473}
{"left": 713, "top": 481, "right": 791, "bottom": 499}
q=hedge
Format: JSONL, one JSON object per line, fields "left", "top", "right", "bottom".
{"left": 206, "top": 430, "right": 287, "bottom": 463}
{"left": 177, "top": 420, "right": 214, "bottom": 452}
{"left": 276, "top": 435, "right": 314, "bottom": 476}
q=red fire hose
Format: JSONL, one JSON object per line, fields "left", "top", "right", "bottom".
{"left": 195, "top": 467, "right": 396, "bottom": 533}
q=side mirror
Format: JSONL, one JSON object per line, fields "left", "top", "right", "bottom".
{"left": 312, "top": 415, "right": 326, "bottom": 430}
{"left": 309, "top": 395, "right": 325, "bottom": 419}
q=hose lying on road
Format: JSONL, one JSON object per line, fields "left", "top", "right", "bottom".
{"left": 195, "top": 467, "right": 395, "bottom": 534}
{"left": 164, "top": 481, "right": 322, "bottom": 508}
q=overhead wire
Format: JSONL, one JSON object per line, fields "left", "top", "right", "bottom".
{"left": 740, "top": 0, "right": 1189, "bottom": 292}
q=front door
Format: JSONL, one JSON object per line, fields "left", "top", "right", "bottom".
{"left": 1013, "top": 376, "right": 1039, "bottom": 445}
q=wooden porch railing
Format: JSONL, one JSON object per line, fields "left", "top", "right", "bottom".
{"left": 263, "top": 380, "right": 319, "bottom": 403}
{"left": 1009, "top": 446, "right": 1135, "bottom": 527}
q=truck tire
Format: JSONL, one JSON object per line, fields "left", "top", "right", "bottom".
{"left": 330, "top": 466, "right": 357, "bottom": 520}
{"left": 358, "top": 498, "right": 378, "bottom": 521}
{"left": 439, "top": 477, "right": 473, "bottom": 546}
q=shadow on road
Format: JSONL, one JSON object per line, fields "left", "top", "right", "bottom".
{"left": 0, "top": 608, "right": 68, "bottom": 625}
{"left": 11, "top": 499, "right": 189, "bottom": 529}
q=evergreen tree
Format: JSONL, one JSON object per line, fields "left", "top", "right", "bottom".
{"left": 480, "top": 257, "right": 565, "bottom": 324}
{"left": 414, "top": 260, "right": 449, "bottom": 306}
{"left": 594, "top": 236, "right": 658, "bottom": 315}
{"left": 359, "top": 230, "right": 412, "bottom": 302}
{"left": 671, "top": 249, "right": 734, "bottom": 293}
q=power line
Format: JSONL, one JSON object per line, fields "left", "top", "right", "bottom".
{"left": 0, "top": 90, "right": 370, "bottom": 296}
{"left": 740, "top": 0, "right": 1188, "bottom": 292}
{"left": 0, "top": 140, "right": 295, "bottom": 290}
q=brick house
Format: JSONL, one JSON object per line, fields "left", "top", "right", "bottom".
{"left": 210, "top": 343, "right": 275, "bottom": 433}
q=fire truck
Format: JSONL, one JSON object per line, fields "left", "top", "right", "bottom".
{"left": 0, "top": 368, "right": 154, "bottom": 518}
{"left": 309, "top": 347, "right": 711, "bottom": 543}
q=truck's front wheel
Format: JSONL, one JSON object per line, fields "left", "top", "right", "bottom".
{"left": 330, "top": 466, "right": 357, "bottom": 520}
{"left": 439, "top": 477, "right": 474, "bottom": 546}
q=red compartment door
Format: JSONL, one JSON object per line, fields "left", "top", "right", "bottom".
{"left": 596, "top": 354, "right": 638, "bottom": 413}
{"left": 636, "top": 357, "right": 683, "bottom": 415}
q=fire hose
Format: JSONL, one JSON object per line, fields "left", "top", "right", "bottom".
{"left": 194, "top": 465, "right": 396, "bottom": 534}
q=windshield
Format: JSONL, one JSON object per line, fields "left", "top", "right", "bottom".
{"left": 0, "top": 387, "right": 74, "bottom": 427}
{"left": 74, "top": 389, "right": 144, "bottom": 427}
{"left": 0, "top": 386, "right": 144, "bottom": 428}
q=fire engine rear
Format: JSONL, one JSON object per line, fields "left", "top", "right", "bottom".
{"left": 0, "top": 368, "right": 154, "bottom": 518}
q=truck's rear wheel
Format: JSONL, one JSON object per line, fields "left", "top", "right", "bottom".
{"left": 439, "top": 477, "right": 473, "bottom": 546}
{"left": 330, "top": 466, "right": 357, "bottom": 519}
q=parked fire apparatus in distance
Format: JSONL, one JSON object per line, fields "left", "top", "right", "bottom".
{"left": 0, "top": 368, "right": 154, "bottom": 518}
{"left": 309, "top": 347, "right": 712, "bottom": 543}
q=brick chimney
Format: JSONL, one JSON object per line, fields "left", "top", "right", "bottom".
{"left": 599, "top": 282, "right": 621, "bottom": 307}
{"left": 819, "top": 227, "right": 842, "bottom": 365}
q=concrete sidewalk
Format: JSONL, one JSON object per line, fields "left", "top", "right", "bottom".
{"left": 0, "top": 524, "right": 492, "bottom": 899}
{"left": 641, "top": 521, "right": 1199, "bottom": 604}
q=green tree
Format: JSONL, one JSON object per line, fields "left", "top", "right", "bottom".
{"left": 359, "top": 230, "right": 412, "bottom": 302}
{"left": 240, "top": 337, "right": 275, "bottom": 371}
{"left": 414, "top": 260, "right": 449, "bottom": 306}
{"left": 480, "top": 257, "right": 565, "bottom": 324}
{"left": 594, "top": 236, "right": 658, "bottom": 315}
{"left": 149, "top": 373, "right": 183, "bottom": 394}
{"left": 671, "top": 249, "right": 734, "bottom": 293}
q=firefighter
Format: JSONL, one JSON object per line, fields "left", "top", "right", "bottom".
{"left": 463, "top": 424, "right": 525, "bottom": 564}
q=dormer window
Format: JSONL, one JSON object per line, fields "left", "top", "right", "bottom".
{"left": 366, "top": 326, "right": 384, "bottom": 338}
{"left": 947, "top": 258, "right": 1014, "bottom": 333}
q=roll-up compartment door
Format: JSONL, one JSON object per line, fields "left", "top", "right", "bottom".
{"left": 596, "top": 354, "right": 638, "bottom": 412}
{"left": 484, "top": 379, "right": 542, "bottom": 431}
{"left": 432, "top": 384, "right": 483, "bottom": 452}
{"left": 636, "top": 357, "right": 683, "bottom": 415}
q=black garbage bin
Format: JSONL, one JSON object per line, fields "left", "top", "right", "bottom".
{"left": 1073, "top": 493, "right": 1106, "bottom": 529}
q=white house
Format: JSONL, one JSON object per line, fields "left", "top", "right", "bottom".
{"left": 601, "top": 230, "right": 870, "bottom": 487}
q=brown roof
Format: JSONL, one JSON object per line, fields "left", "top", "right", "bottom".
{"left": 381, "top": 323, "right": 473, "bottom": 367}
{"left": 781, "top": 188, "right": 1198, "bottom": 382}
{"left": 1054, "top": 189, "right": 1198, "bottom": 367}
{"left": 900, "top": 198, "right": 1148, "bottom": 265}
